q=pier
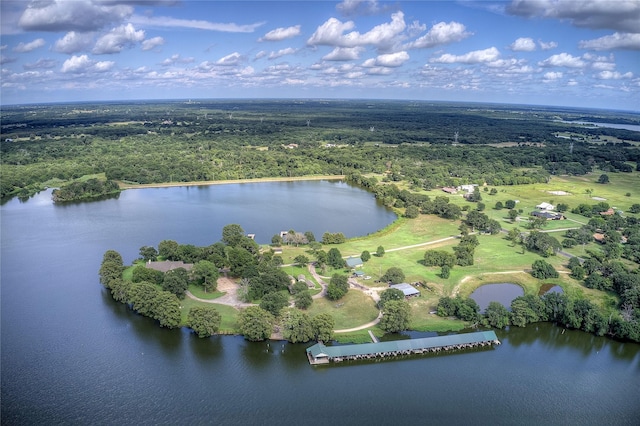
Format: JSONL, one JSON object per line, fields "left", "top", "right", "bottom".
{"left": 306, "top": 331, "right": 500, "bottom": 365}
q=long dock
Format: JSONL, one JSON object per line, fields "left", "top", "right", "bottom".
{"left": 306, "top": 331, "right": 500, "bottom": 365}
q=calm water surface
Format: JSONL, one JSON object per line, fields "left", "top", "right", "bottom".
{"left": 470, "top": 283, "right": 525, "bottom": 312}
{"left": 2, "top": 181, "right": 639, "bottom": 425}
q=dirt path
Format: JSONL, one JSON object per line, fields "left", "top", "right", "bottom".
{"left": 185, "top": 276, "right": 254, "bottom": 308}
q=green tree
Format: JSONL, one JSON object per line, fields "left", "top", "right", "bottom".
{"left": 293, "top": 254, "right": 310, "bottom": 267}
{"left": 597, "top": 174, "right": 609, "bottom": 184}
{"left": 379, "top": 300, "right": 411, "bottom": 333}
{"left": 162, "top": 267, "right": 189, "bottom": 299}
{"left": 311, "top": 313, "right": 335, "bottom": 342}
{"left": 531, "top": 260, "right": 559, "bottom": 279}
{"left": 494, "top": 201, "right": 504, "bottom": 210}
{"left": 280, "top": 308, "right": 314, "bottom": 343}
{"left": 158, "top": 240, "right": 179, "bottom": 260}
{"left": 484, "top": 301, "right": 510, "bottom": 329}
{"left": 380, "top": 267, "right": 405, "bottom": 284}
{"left": 259, "top": 291, "right": 289, "bottom": 317}
{"left": 294, "top": 290, "right": 313, "bottom": 310}
{"left": 187, "top": 306, "right": 222, "bottom": 337}
{"left": 326, "top": 274, "right": 349, "bottom": 300}
{"left": 222, "top": 223, "right": 245, "bottom": 247}
{"left": 378, "top": 288, "right": 405, "bottom": 309}
{"left": 109, "top": 279, "right": 131, "bottom": 303}
{"left": 556, "top": 203, "right": 569, "bottom": 213}
{"left": 476, "top": 202, "right": 486, "bottom": 212}
{"left": 508, "top": 209, "right": 518, "bottom": 222}
{"left": 505, "top": 200, "right": 516, "bottom": 209}
{"left": 423, "top": 250, "right": 455, "bottom": 267}
{"left": 238, "top": 306, "right": 274, "bottom": 341}
{"left": 327, "top": 247, "right": 345, "bottom": 269}
{"left": 99, "top": 261, "right": 123, "bottom": 288}
{"left": 191, "top": 260, "right": 219, "bottom": 292}
{"left": 376, "top": 245, "right": 385, "bottom": 257}
{"left": 128, "top": 282, "right": 160, "bottom": 317}
{"left": 102, "top": 250, "right": 123, "bottom": 266}
{"left": 152, "top": 291, "right": 181, "bottom": 328}
{"left": 404, "top": 205, "right": 420, "bottom": 218}
{"left": 131, "top": 265, "right": 164, "bottom": 285}
{"left": 629, "top": 203, "right": 640, "bottom": 214}
{"left": 440, "top": 264, "right": 451, "bottom": 279}
{"left": 361, "top": 250, "right": 371, "bottom": 262}
{"left": 271, "top": 234, "right": 283, "bottom": 246}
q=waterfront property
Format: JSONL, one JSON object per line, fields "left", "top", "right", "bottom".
{"left": 146, "top": 260, "right": 194, "bottom": 272}
{"left": 306, "top": 331, "right": 500, "bottom": 365}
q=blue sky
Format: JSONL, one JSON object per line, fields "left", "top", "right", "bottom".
{"left": 1, "top": 0, "right": 639, "bottom": 110}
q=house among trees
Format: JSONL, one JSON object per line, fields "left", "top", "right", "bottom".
{"left": 389, "top": 283, "right": 420, "bottom": 298}
{"left": 146, "top": 260, "right": 193, "bottom": 273}
{"left": 593, "top": 233, "right": 606, "bottom": 243}
{"left": 599, "top": 208, "right": 615, "bottom": 216}
{"left": 345, "top": 257, "right": 363, "bottom": 269}
{"left": 457, "top": 184, "right": 477, "bottom": 194}
{"left": 441, "top": 187, "right": 457, "bottom": 194}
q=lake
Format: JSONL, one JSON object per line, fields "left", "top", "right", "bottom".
{"left": 1, "top": 181, "right": 639, "bottom": 425}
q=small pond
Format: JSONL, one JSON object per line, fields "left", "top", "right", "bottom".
{"left": 470, "top": 283, "right": 524, "bottom": 312}
{"left": 538, "top": 284, "right": 564, "bottom": 296}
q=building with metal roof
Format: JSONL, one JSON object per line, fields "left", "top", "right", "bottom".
{"left": 306, "top": 331, "right": 500, "bottom": 364}
{"left": 389, "top": 283, "right": 420, "bottom": 297}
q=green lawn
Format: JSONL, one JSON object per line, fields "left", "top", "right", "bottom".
{"left": 305, "top": 290, "right": 379, "bottom": 330}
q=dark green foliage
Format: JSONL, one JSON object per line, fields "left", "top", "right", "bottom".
{"left": 380, "top": 267, "right": 405, "bottom": 284}
{"left": 505, "top": 200, "right": 516, "bottom": 209}
{"left": 378, "top": 288, "right": 405, "bottom": 309}
{"left": 187, "top": 306, "right": 222, "bottom": 338}
{"left": 379, "top": 300, "right": 411, "bottom": 333}
{"left": 361, "top": 250, "right": 371, "bottom": 262}
{"left": 139, "top": 246, "right": 158, "bottom": 262}
{"left": 597, "top": 174, "right": 609, "bottom": 184}
{"left": 630, "top": 204, "right": 640, "bottom": 214}
{"left": 440, "top": 265, "right": 451, "bottom": 279}
{"left": 291, "top": 281, "right": 308, "bottom": 295}
{"left": 238, "top": 306, "right": 274, "bottom": 341}
{"left": 424, "top": 250, "right": 455, "bottom": 267}
{"left": 222, "top": 224, "right": 245, "bottom": 247}
{"left": 531, "top": 260, "right": 559, "bottom": 279}
{"left": 404, "top": 205, "right": 420, "bottom": 218}
{"left": 321, "top": 232, "right": 345, "bottom": 244}
{"left": 436, "top": 296, "right": 479, "bottom": 322}
{"left": 294, "top": 290, "right": 313, "bottom": 310}
{"left": 326, "top": 274, "right": 349, "bottom": 300}
{"left": 327, "top": 247, "right": 345, "bottom": 269}
{"left": 51, "top": 178, "right": 120, "bottom": 203}
{"left": 102, "top": 250, "right": 123, "bottom": 266}
{"left": 293, "top": 254, "right": 309, "bottom": 266}
{"left": 99, "top": 261, "right": 123, "bottom": 288}
{"left": 280, "top": 308, "right": 314, "bottom": 343}
{"left": 494, "top": 201, "right": 504, "bottom": 210}
{"left": 484, "top": 302, "right": 510, "bottom": 329}
{"left": 127, "top": 282, "right": 180, "bottom": 328}
{"left": 109, "top": 279, "right": 131, "bottom": 303}
{"left": 162, "top": 267, "right": 189, "bottom": 299}
{"left": 259, "top": 291, "right": 289, "bottom": 317}
{"left": 132, "top": 265, "right": 164, "bottom": 285}
{"left": 525, "top": 231, "right": 561, "bottom": 257}
{"left": 376, "top": 246, "right": 385, "bottom": 257}
{"left": 556, "top": 203, "right": 569, "bottom": 213}
{"left": 191, "top": 260, "right": 219, "bottom": 292}
{"left": 311, "top": 313, "right": 335, "bottom": 342}
{"left": 158, "top": 240, "right": 179, "bottom": 260}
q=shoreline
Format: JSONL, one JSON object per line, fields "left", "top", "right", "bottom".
{"left": 117, "top": 175, "right": 346, "bottom": 190}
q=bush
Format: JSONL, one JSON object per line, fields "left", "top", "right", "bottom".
{"left": 326, "top": 274, "right": 349, "bottom": 300}
{"left": 531, "top": 260, "right": 559, "bottom": 279}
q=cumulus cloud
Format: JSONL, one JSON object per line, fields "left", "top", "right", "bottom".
{"left": 538, "top": 52, "right": 585, "bottom": 68}
{"left": 307, "top": 11, "right": 406, "bottom": 50}
{"left": 362, "top": 51, "right": 409, "bottom": 67}
{"left": 543, "top": 71, "right": 563, "bottom": 80}
{"left": 61, "top": 54, "right": 114, "bottom": 73}
{"left": 405, "top": 21, "right": 471, "bottom": 49}
{"left": 268, "top": 47, "right": 297, "bottom": 60}
{"left": 595, "top": 70, "right": 633, "bottom": 80}
{"left": 54, "top": 31, "right": 94, "bottom": 54}
{"left": 259, "top": 25, "right": 301, "bottom": 42}
{"left": 322, "top": 46, "right": 364, "bottom": 61}
{"left": 430, "top": 47, "right": 500, "bottom": 64}
{"left": 216, "top": 52, "right": 243, "bottom": 66}
{"left": 254, "top": 50, "right": 267, "bottom": 60}
{"left": 538, "top": 40, "right": 558, "bottom": 50}
{"left": 160, "top": 54, "right": 194, "bottom": 66}
{"left": 579, "top": 32, "right": 640, "bottom": 51}
{"left": 141, "top": 36, "right": 164, "bottom": 51}
{"left": 506, "top": 0, "right": 640, "bottom": 33}
{"left": 509, "top": 37, "right": 536, "bottom": 51}
{"left": 19, "top": 0, "right": 133, "bottom": 32}
{"left": 92, "top": 23, "right": 144, "bottom": 54}
{"left": 14, "top": 38, "right": 46, "bottom": 53}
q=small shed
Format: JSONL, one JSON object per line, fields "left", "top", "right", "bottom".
{"left": 353, "top": 271, "right": 365, "bottom": 278}
{"left": 536, "top": 202, "right": 555, "bottom": 211}
{"left": 390, "top": 283, "right": 420, "bottom": 298}
{"left": 346, "top": 257, "right": 363, "bottom": 269}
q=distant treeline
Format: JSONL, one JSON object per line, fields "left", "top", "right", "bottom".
{"left": 2, "top": 100, "right": 639, "bottom": 200}
{"left": 51, "top": 178, "right": 120, "bottom": 203}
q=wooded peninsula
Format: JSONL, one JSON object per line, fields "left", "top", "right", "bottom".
{"left": 3, "top": 99, "right": 639, "bottom": 343}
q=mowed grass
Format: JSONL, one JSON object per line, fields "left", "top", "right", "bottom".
{"left": 305, "top": 289, "right": 379, "bottom": 330}
{"left": 179, "top": 298, "right": 239, "bottom": 334}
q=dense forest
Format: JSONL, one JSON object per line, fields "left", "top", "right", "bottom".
{"left": 2, "top": 100, "right": 639, "bottom": 201}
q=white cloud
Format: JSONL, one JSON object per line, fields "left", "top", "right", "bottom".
{"left": 405, "top": 21, "right": 471, "bottom": 49}
{"left": 509, "top": 37, "right": 536, "bottom": 51}
{"left": 543, "top": 71, "right": 563, "bottom": 80}
{"left": 337, "top": 0, "right": 384, "bottom": 17}
{"left": 259, "top": 25, "right": 301, "bottom": 42}
{"left": 141, "top": 36, "right": 164, "bottom": 51}
{"left": 507, "top": 0, "right": 640, "bottom": 33}
{"left": 216, "top": 52, "right": 243, "bottom": 66}
{"left": 308, "top": 11, "right": 406, "bottom": 50}
{"left": 254, "top": 50, "right": 267, "bottom": 60}
{"left": 579, "top": 32, "right": 640, "bottom": 51}
{"left": 268, "top": 48, "right": 297, "bottom": 60}
{"left": 54, "top": 31, "right": 94, "bottom": 54}
{"left": 61, "top": 54, "right": 113, "bottom": 73}
{"left": 93, "top": 23, "right": 144, "bottom": 54}
{"left": 130, "top": 14, "right": 265, "bottom": 33}
{"left": 538, "top": 52, "right": 585, "bottom": 68}
{"left": 363, "top": 51, "right": 409, "bottom": 67}
{"left": 19, "top": 0, "right": 133, "bottom": 32}
{"left": 14, "top": 38, "right": 46, "bottom": 53}
{"left": 322, "top": 47, "right": 364, "bottom": 61}
{"left": 539, "top": 40, "right": 558, "bottom": 50}
{"left": 596, "top": 70, "right": 633, "bottom": 80}
{"left": 160, "top": 54, "right": 194, "bottom": 66}
{"left": 23, "top": 58, "right": 57, "bottom": 70}
{"left": 431, "top": 47, "right": 500, "bottom": 64}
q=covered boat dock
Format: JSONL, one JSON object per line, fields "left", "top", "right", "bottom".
{"left": 306, "top": 331, "right": 500, "bottom": 365}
